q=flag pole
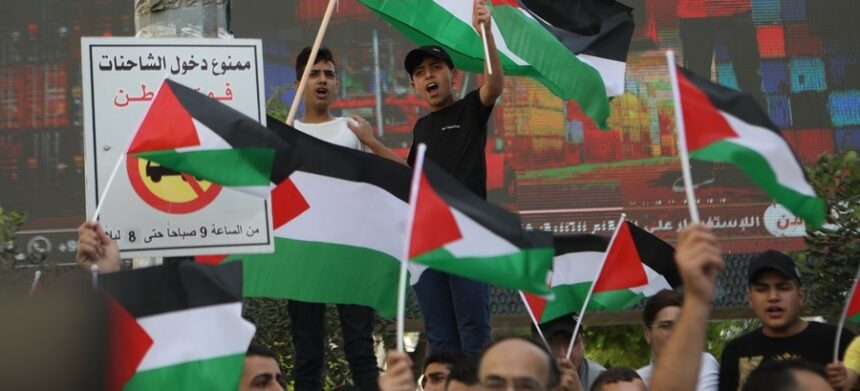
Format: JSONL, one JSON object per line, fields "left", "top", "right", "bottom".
{"left": 834, "top": 264, "right": 860, "bottom": 362}
{"left": 397, "top": 143, "right": 427, "bottom": 352}
{"left": 519, "top": 290, "right": 552, "bottom": 351}
{"left": 91, "top": 265, "right": 100, "bottom": 289}
{"left": 479, "top": 23, "right": 493, "bottom": 75}
{"left": 566, "top": 213, "right": 626, "bottom": 359}
{"left": 286, "top": 0, "right": 338, "bottom": 126}
{"left": 28, "top": 270, "right": 41, "bottom": 296}
{"left": 665, "top": 50, "right": 700, "bottom": 224}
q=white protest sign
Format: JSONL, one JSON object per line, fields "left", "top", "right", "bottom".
{"left": 82, "top": 37, "right": 274, "bottom": 257}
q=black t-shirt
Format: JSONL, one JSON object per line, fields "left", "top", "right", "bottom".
{"left": 718, "top": 322, "right": 854, "bottom": 391}
{"left": 407, "top": 89, "right": 493, "bottom": 199}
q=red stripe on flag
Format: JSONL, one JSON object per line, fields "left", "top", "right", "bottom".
{"left": 523, "top": 292, "right": 548, "bottom": 323}
{"left": 196, "top": 254, "right": 229, "bottom": 265}
{"left": 127, "top": 81, "right": 200, "bottom": 153}
{"left": 847, "top": 279, "right": 860, "bottom": 321}
{"left": 409, "top": 172, "right": 463, "bottom": 259}
{"left": 676, "top": 68, "right": 739, "bottom": 151}
{"left": 272, "top": 178, "right": 310, "bottom": 229}
{"left": 594, "top": 222, "right": 649, "bottom": 293}
{"left": 490, "top": 0, "right": 520, "bottom": 6}
{"left": 106, "top": 297, "right": 153, "bottom": 391}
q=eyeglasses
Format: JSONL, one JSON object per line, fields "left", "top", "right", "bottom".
{"left": 648, "top": 321, "right": 675, "bottom": 333}
{"left": 481, "top": 377, "right": 545, "bottom": 391}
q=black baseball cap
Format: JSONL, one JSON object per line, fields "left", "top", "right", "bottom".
{"left": 531, "top": 312, "right": 585, "bottom": 339}
{"left": 748, "top": 249, "right": 801, "bottom": 285}
{"left": 404, "top": 45, "right": 454, "bottom": 77}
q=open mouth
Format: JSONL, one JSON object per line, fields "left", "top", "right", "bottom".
{"left": 765, "top": 306, "right": 785, "bottom": 317}
{"left": 315, "top": 87, "right": 328, "bottom": 98}
{"left": 426, "top": 82, "right": 439, "bottom": 96}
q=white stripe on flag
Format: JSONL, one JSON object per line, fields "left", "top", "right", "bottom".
{"left": 176, "top": 118, "right": 232, "bottom": 152}
{"left": 550, "top": 251, "right": 605, "bottom": 287}
{"left": 720, "top": 111, "right": 816, "bottom": 197}
{"left": 136, "top": 302, "right": 255, "bottom": 371}
{"left": 576, "top": 54, "right": 626, "bottom": 97}
{"left": 443, "top": 208, "right": 518, "bottom": 257}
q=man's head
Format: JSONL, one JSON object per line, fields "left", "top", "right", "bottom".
{"left": 747, "top": 250, "right": 805, "bottom": 336}
{"left": 422, "top": 350, "right": 468, "bottom": 391}
{"left": 444, "top": 356, "right": 479, "bottom": 391}
{"left": 404, "top": 45, "right": 456, "bottom": 111}
{"left": 642, "top": 289, "right": 683, "bottom": 360}
{"left": 240, "top": 343, "right": 285, "bottom": 391}
{"left": 478, "top": 336, "right": 560, "bottom": 391}
{"left": 742, "top": 359, "right": 830, "bottom": 391}
{"left": 532, "top": 312, "right": 586, "bottom": 366}
{"left": 295, "top": 46, "right": 338, "bottom": 113}
{"left": 590, "top": 367, "right": 646, "bottom": 391}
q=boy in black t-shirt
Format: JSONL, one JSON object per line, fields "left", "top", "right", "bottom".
{"left": 719, "top": 250, "right": 854, "bottom": 391}
{"left": 403, "top": 0, "right": 503, "bottom": 355}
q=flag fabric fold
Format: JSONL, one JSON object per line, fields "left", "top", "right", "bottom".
{"left": 99, "top": 262, "right": 254, "bottom": 391}
{"left": 673, "top": 66, "right": 826, "bottom": 228}
{"left": 409, "top": 159, "right": 555, "bottom": 295}
{"left": 357, "top": 0, "right": 612, "bottom": 128}
{"left": 519, "top": 0, "right": 635, "bottom": 96}
{"left": 524, "top": 222, "right": 680, "bottom": 323}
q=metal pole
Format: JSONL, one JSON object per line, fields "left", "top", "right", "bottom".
{"left": 373, "top": 29, "right": 384, "bottom": 138}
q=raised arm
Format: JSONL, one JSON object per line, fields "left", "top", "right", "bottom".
{"left": 474, "top": 0, "right": 504, "bottom": 107}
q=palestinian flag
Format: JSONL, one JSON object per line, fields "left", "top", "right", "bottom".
{"left": 519, "top": 0, "right": 634, "bottom": 96}
{"left": 99, "top": 262, "right": 254, "bottom": 391}
{"left": 409, "top": 157, "right": 554, "bottom": 294}
{"left": 128, "top": 79, "right": 416, "bottom": 317}
{"left": 357, "top": 0, "right": 611, "bottom": 129}
{"left": 674, "top": 66, "right": 826, "bottom": 228}
{"left": 126, "top": 79, "right": 281, "bottom": 198}
{"left": 523, "top": 222, "right": 680, "bottom": 323}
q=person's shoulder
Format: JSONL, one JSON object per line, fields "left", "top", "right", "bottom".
{"left": 723, "top": 328, "right": 763, "bottom": 351}
{"left": 586, "top": 359, "right": 606, "bottom": 372}
{"left": 804, "top": 321, "right": 850, "bottom": 338}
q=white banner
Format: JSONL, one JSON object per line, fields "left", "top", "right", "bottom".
{"left": 82, "top": 37, "right": 273, "bottom": 257}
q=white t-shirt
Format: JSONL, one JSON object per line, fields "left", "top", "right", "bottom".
{"left": 637, "top": 352, "right": 719, "bottom": 391}
{"left": 293, "top": 117, "right": 364, "bottom": 151}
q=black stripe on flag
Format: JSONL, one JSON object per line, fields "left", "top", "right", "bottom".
{"left": 553, "top": 234, "right": 609, "bottom": 255}
{"left": 423, "top": 160, "right": 553, "bottom": 250}
{"left": 266, "top": 116, "right": 411, "bottom": 203}
{"left": 677, "top": 67, "right": 779, "bottom": 135}
{"left": 100, "top": 262, "right": 243, "bottom": 318}
{"left": 520, "top": 0, "right": 634, "bottom": 63}
{"left": 626, "top": 223, "right": 681, "bottom": 288}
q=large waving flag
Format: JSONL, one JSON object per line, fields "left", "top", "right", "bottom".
{"left": 358, "top": 0, "right": 612, "bottom": 129}
{"left": 100, "top": 262, "right": 254, "bottom": 391}
{"left": 673, "top": 66, "right": 826, "bottom": 228}
{"left": 519, "top": 0, "right": 635, "bottom": 96}
{"left": 524, "top": 222, "right": 680, "bottom": 323}
{"left": 409, "top": 157, "right": 554, "bottom": 294}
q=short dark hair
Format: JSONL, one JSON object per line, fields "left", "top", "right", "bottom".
{"left": 479, "top": 336, "right": 561, "bottom": 389}
{"left": 246, "top": 342, "right": 277, "bottom": 360}
{"left": 445, "top": 356, "right": 479, "bottom": 388}
{"left": 642, "top": 289, "right": 683, "bottom": 326}
{"left": 590, "top": 367, "right": 642, "bottom": 391}
{"left": 742, "top": 359, "right": 827, "bottom": 391}
{"left": 425, "top": 350, "right": 469, "bottom": 372}
{"left": 295, "top": 46, "right": 336, "bottom": 81}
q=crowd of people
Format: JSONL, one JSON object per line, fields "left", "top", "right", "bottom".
{"left": 71, "top": 1, "right": 856, "bottom": 390}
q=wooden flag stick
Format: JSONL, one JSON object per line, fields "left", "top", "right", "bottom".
{"left": 286, "top": 0, "right": 338, "bottom": 126}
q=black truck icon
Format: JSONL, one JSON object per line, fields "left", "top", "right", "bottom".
{"left": 145, "top": 161, "right": 202, "bottom": 183}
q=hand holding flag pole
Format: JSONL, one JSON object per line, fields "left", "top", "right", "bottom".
{"left": 286, "top": 0, "right": 338, "bottom": 126}
{"left": 834, "top": 264, "right": 860, "bottom": 362}
{"left": 566, "top": 213, "right": 627, "bottom": 359}
{"left": 396, "top": 143, "right": 428, "bottom": 352}
{"left": 665, "top": 50, "right": 700, "bottom": 224}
